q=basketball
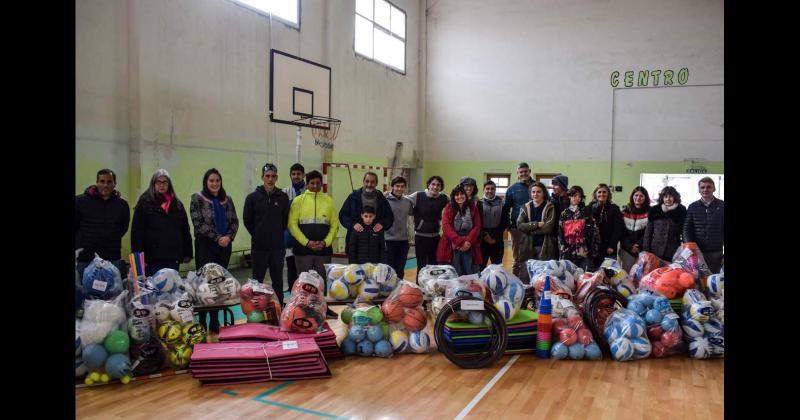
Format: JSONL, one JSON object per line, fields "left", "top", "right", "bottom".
{"left": 344, "top": 264, "right": 366, "bottom": 286}
{"left": 381, "top": 299, "right": 405, "bottom": 323}
{"left": 359, "top": 278, "right": 381, "bottom": 301}
{"left": 374, "top": 340, "right": 393, "bottom": 358}
{"left": 390, "top": 330, "right": 409, "bottom": 353}
{"left": 397, "top": 283, "right": 424, "bottom": 307}
{"left": 356, "top": 339, "right": 374, "bottom": 356}
{"left": 403, "top": 307, "right": 427, "bottom": 332}
{"left": 409, "top": 331, "right": 430, "bottom": 353}
{"left": 329, "top": 279, "right": 350, "bottom": 301}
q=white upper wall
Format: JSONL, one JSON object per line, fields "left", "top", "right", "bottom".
{"left": 424, "top": 0, "right": 724, "bottom": 162}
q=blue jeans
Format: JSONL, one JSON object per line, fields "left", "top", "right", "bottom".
{"left": 453, "top": 250, "right": 475, "bottom": 276}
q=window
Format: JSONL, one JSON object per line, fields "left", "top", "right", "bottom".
{"left": 354, "top": 0, "right": 406, "bottom": 73}
{"left": 535, "top": 173, "right": 561, "bottom": 194}
{"left": 231, "top": 0, "right": 300, "bottom": 28}
{"left": 640, "top": 173, "right": 724, "bottom": 206}
{"left": 486, "top": 173, "right": 511, "bottom": 197}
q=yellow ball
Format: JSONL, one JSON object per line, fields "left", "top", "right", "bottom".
{"left": 329, "top": 279, "right": 350, "bottom": 300}
{"left": 84, "top": 377, "right": 94, "bottom": 385}
{"left": 100, "top": 373, "right": 110, "bottom": 383}
{"left": 89, "top": 372, "right": 100, "bottom": 382}
{"left": 120, "top": 375, "right": 131, "bottom": 385}
{"left": 343, "top": 264, "right": 365, "bottom": 285}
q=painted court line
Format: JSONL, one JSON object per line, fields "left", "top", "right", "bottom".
{"left": 454, "top": 355, "right": 520, "bottom": 420}
{"left": 251, "top": 381, "right": 347, "bottom": 419}
{"left": 254, "top": 381, "right": 294, "bottom": 399}
{"left": 222, "top": 390, "right": 238, "bottom": 396}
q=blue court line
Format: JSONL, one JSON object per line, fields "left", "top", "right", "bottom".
{"left": 404, "top": 257, "right": 417, "bottom": 270}
{"left": 222, "top": 390, "right": 238, "bottom": 396}
{"left": 252, "top": 381, "right": 348, "bottom": 419}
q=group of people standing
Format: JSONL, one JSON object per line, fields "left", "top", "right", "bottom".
{"left": 75, "top": 161, "right": 724, "bottom": 329}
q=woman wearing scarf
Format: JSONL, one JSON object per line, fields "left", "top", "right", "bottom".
{"left": 132, "top": 169, "right": 193, "bottom": 276}
{"left": 589, "top": 183, "right": 624, "bottom": 270}
{"left": 620, "top": 186, "right": 651, "bottom": 271}
{"left": 437, "top": 185, "right": 482, "bottom": 275}
{"left": 643, "top": 186, "right": 687, "bottom": 262}
{"left": 517, "top": 182, "right": 558, "bottom": 283}
{"left": 190, "top": 168, "right": 240, "bottom": 334}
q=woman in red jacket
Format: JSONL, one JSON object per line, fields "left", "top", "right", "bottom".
{"left": 437, "top": 185, "right": 482, "bottom": 275}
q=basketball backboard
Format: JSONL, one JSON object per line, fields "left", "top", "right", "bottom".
{"left": 269, "top": 49, "right": 331, "bottom": 127}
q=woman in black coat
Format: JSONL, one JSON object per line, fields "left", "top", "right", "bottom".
{"left": 642, "top": 186, "right": 687, "bottom": 262}
{"left": 589, "top": 183, "right": 623, "bottom": 270}
{"left": 132, "top": 169, "right": 193, "bottom": 276}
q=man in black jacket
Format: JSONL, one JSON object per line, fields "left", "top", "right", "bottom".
{"left": 683, "top": 177, "right": 724, "bottom": 273}
{"left": 75, "top": 169, "right": 130, "bottom": 279}
{"left": 243, "top": 163, "right": 290, "bottom": 305}
{"left": 478, "top": 180, "right": 507, "bottom": 271}
{"left": 339, "top": 172, "right": 393, "bottom": 259}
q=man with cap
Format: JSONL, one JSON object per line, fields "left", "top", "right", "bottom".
{"left": 244, "top": 163, "right": 290, "bottom": 305}
{"left": 339, "top": 172, "right": 393, "bottom": 260}
{"left": 282, "top": 163, "right": 306, "bottom": 292}
{"left": 550, "top": 175, "right": 570, "bottom": 257}
{"left": 502, "top": 162, "right": 534, "bottom": 278}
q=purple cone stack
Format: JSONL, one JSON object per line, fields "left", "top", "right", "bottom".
{"left": 535, "top": 274, "right": 553, "bottom": 358}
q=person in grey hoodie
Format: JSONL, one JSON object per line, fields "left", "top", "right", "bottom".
{"left": 408, "top": 176, "right": 449, "bottom": 276}
{"left": 478, "top": 180, "right": 508, "bottom": 271}
{"left": 384, "top": 176, "right": 414, "bottom": 279}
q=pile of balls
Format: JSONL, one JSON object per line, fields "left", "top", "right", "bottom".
{"left": 671, "top": 242, "right": 712, "bottom": 284}
{"left": 600, "top": 258, "right": 638, "bottom": 298}
{"left": 480, "top": 265, "right": 525, "bottom": 321}
{"left": 603, "top": 308, "right": 652, "bottom": 361}
{"left": 550, "top": 308, "right": 602, "bottom": 361}
{"left": 528, "top": 260, "right": 581, "bottom": 303}
{"left": 340, "top": 304, "right": 394, "bottom": 358}
{"left": 706, "top": 271, "right": 724, "bottom": 324}
{"left": 79, "top": 327, "right": 133, "bottom": 385}
{"left": 626, "top": 290, "right": 684, "bottom": 357}
{"left": 239, "top": 279, "right": 282, "bottom": 325}
{"left": 188, "top": 263, "right": 242, "bottom": 306}
{"left": 639, "top": 266, "right": 696, "bottom": 299}
{"left": 362, "top": 263, "right": 400, "bottom": 297}
{"left": 629, "top": 251, "right": 669, "bottom": 286}
{"left": 681, "top": 289, "right": 724, "bottom": 359}
{"left": 155, "top": 319, "right": 206, "bottom": 369}
{"left": 280, "top": 271, "right": 327, "bottom": 333}
{"left": 417, "top": 264, "right": 459, "bottom": 297}
{"left": 81, "top": 255, "right": 123, "bottom": 301}
{"left": 146, "top": 268, "right": 190, "bottom": 301}
{"left": 326, "top": 263, "right": 399, "bottom": 302}
{"left": 443, "top": 277, "right": 487, "bottom": 324}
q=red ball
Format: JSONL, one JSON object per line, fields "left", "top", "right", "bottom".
{"left": 577, "top": 328, "right": 593, "bottom": 345}
{"left": 567, "top": 314, "right": 583, "bottom": 329}
{"left": 398, "top": 285, "right": 424, "bottom": 308}
{"left": 647, "top": 325, "right": 665, "bottom": 341}
{"left": 559, "top": 328, "right": 578, "bottom": 346}
{"left": 251, "top": 294, "right": 268, "bottom": 311}
{"left": 381, "top": 299, "right": 405, "bottom": 323}
{"left": 402, "top": 307, "right": 428, "bottom": 332}
{"left": 552, "top": 318, "right": 567, "bottom": 335}
{"left": 661, "top": 330, "right": 681, "bottom": 348}
{"left": 651, "top": 341, "right": 666, "bottom": 357}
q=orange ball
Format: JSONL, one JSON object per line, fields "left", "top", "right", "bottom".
{"left": 402, "top": 306, "right": 428, "bottom": 332}
{"left": 397, "top": 285, "right": 424, "bottom": 307}
{"left": 655, "top": 284, "right": 677, "bottom": 299}
{"left": 381, "top": 299, "right": 405, "bottom": 323}
{"left": 678, "top": 272, "right": 695, "bottom": 289}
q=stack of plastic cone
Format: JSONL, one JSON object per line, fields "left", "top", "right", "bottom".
{"left": 536, "top": 274, "right": 553, "bottom": 358}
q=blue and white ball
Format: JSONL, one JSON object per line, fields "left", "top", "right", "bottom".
{"left": 359, "top": 278, "right": 381, "bottom": 301}
{"left": 494, "top": 298, "right": 516, "bottom": 321}
{"left": 344, "top": 264, "right": 366, "bottom": 286}
{"left": 551, "top": 342, "right": 568, "bottom": 359}
{"left": 610, "top": 337, "right": 634, "bottom": 361}
{"left": 604, "top": 324, "right": 621, "bottom": 343}
{"left": 483, "top": 268, "right": 510, "bottom": 295}
{"left": 707, "top": 274, "right": 724, "bottom": 297}
{"left": 704, "top": 318, "right": 723, "bottom": 335}
{"left": 504, "top": 282, "right": 525, "bottom": 307}
{"left": 409, "top": 331, "right": 430, "bottom": 353}
{"left": 681, "top": 318, "right": 705, "bottom": 337}
{"left": 151, "top": 269, "right": 181, "bottom": 295}
{"left": 631, "top": 337, "right": 652, "bottom": 357}
{"left": 620, "top": 318, "right": 643, "bottom": 338}
{"left": 689, "top": 337, "right": 711, "bottom": 359}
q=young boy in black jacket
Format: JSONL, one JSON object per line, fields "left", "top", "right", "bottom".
{"left": 347, "top": 206, "right": 384, "bottom": 264}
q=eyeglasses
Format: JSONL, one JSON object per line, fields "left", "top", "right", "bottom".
{"left": 155, "top": 180, "right": 169, "bottom": 185}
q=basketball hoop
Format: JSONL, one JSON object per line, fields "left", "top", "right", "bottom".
{"left": 294, "top": 115, "right": 341, "bottom": 150}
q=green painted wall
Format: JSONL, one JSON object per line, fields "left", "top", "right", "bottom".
{"left": 423, "top": 160, "right": 724, "bottom": 201}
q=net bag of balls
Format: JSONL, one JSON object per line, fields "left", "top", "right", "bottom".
{"left": 280, "top": 270, "right": 327, "bottom": 333}
{"left": 126, "top": 283, "right": 158, "bottom": 345}
{"left": 532, "top": 271, "right": 575, "bottom": 309}
{"left": 628, "top": 252, "right": 670, "bottom": 287}
{"left": 239, "top": 279, "right": 281, "bottom": 325}
{"left": 383, "top": 280, "right": 430, "bottom": 353}
{"left": 526, "top": 259, "right": 583, "bottom": 287}
{"left": 361, "top": 262, "right": 400, "bottom": 298}
{"left": 340, "top": 302, "right": 396, "bottom": 358}
{"left": 550, "top": 305, "right": 603, "bottom": 361}
{"left": 324, "top": 263, "right": 356, "bottom": 300}
{"left": 626, "top": 289, "right": 685, "bottom": 358}
{"left": 480, "top": 265, "right": 525, "bottom": 323}
{"left": 680, "top": 289, "right": 723, "bottom": 359}
{"left": 417, "top": 264, "right": 459, "bottom": 295}
{"left": 670, "top": 242, "right": 713, "bottom": 290}
{"left": 186, "top": 263, "right": 241, "bottom": 307}
{"left": 81, "top": 290, "right": 130, "bottom": 347}
{"left": 82, "top": 254, "right": 124, "bottom": 301}
{"left": 603, "top": 308, "right": 652, "bottom": 361}
{"left": 638, "top": 265, "right": 697, "bottom": 301}
{"left": 441, "top": 274, "right": 489, "bottom": 323}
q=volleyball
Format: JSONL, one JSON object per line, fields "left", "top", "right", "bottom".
{"left": 610, "top": 337, "right": 633, "bottom": 361}
{"left": 689, "top": 337, "right": 711, "bottom": 359}
{"left": 409, "top": 331, "right": 430, "bottom": 353}
{"left": 344, "top": 264, "right": 366, "bottom": 285}
{"left": 390, "top": 330, "right": 409, "bottom": 353}
{"left": 329, "top": 279, "right": 350, "bottom": 301}
{"left": 359, "top": 278, "right": 381, "bottom": 301}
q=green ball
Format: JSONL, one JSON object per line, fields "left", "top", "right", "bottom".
{"left": 379, "top": 321, "right": 389, "bottom": 338}
{"left": 247, "top": 311, "right": 265, "bottom": 323}
{"left": 103, "top": 330, "right": 130, "bottom": 354}
{"left": 340, "top": 307, "right": 353, "bottom": 325}
{"left": 366, "top": 306, "right": 384, "bottom": 324}
{"left": 352, "top": 310, "right": 370, "bottom": 326}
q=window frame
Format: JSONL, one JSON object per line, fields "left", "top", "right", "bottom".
{"left": 228, "top": 0, "right": 301, "bottom": 31}
{"left": 354, "top": 0, "right": 407, "bottom": 75}
{"left": 486, "top": 173, "right": 512, "bottom": 198}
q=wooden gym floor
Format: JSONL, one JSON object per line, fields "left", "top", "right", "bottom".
{"left": 76, "top": 247, "right": 723, "bottom": 420}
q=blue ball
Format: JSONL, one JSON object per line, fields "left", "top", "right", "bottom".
{"left": 105, "top": 353, "right": 131, "bottom": 379}
{"left": 660, "top": 316, "right": 678, "bottom": 332}
{"left": 341, "top": 338, "right": 357, "bottom": 355}
{"left": 468, "top": 311, "right": 485, "bottom": 325}
{"left": 357, "top": 340, "right": 374, "bottom": 356}
{"left": 568, "top": 343, "right": 585, "bottom": 360}
{"left": 639, "top": 294, "right": 655, "bottom": 308}
{"left": 604, "top": 324, "right": 621, "bottom": 342}
{"left": 610, "top": 337, "right": 633, "bottom": 361}
{"left": 82, "top": 344, "right": 109, "bottom": 370}
{"left": 621, "top": 318, "right": 643, "bottom": 338}
{"left": 367, "top": 325, "right": 384, "bottom": 342}
{"left": 348, "top": 325, "right": 366, "bottom": 342}
{"left": 82, "top": 260, "right": 121, "bottom": 300}
{"left": 653, "top": 297, "right": 671, "bottom": 314}
{"left": 631, "top": 337, "right": 652, "bottom": 357}
{"left": 374, "top": 340, "right": 393, "bottom": 358}
{"left": 584, "top": 343, "right": 602, "bottom": 360}
{"left": 551, "top": 342, "right": 568, "bottom": 359}
{"left": 627, "top": 301, "right": 646, "bottom": 317}
{"left": 704, "top": 318, "right": 723, "bottom": 335}
{"left": 644, "top": 309, "right": 663, "bottom": 325}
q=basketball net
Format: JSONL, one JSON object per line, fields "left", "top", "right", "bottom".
{"left": 307, "top": 116, "right": 341, "bottom": 150}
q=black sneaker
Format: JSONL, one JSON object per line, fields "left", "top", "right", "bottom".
{"left": 326, "top": 308, "right": 338, "bottom": 319}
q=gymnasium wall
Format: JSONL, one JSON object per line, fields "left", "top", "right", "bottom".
{"left": 423, "top": 0, "right": 724, "bottom": 198}
{"left": 76, "top": 0, "right": 422, "bottom": 263}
